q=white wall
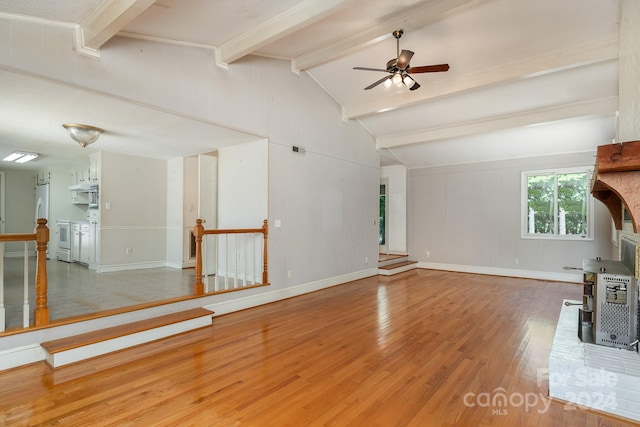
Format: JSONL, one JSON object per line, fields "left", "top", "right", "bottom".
{"left": 1, "top": 169, "right": 35, "bottom": 254}
{"left": 166, "top": 157, "right": 184, "bottom": 268}
{"left": 218, "top": 140, "right": 268, "bottom": 228}
{"left": 408, "top": 152, "right": 616, "bottom": 281}
{"left": 99, "top": 151, "right": 168, "bottom": 270}
{"left": 381, "top": 165, "right": 407, "bottom": 254}
{"left": 619, "top": 0, "right": 640, "bottom": 143}
{"left": 0, "top": 25, "right": 379, "bottom": 287}
{"left": 618, "top": 1, "right": 640, "bottom": 249}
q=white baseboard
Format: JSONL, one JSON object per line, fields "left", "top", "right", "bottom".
{"left": 3, "top": 252, "right": 36, "bottom": 258}
{"left": 204, "top": 268, "right": 379, "bottom": 316}
{"left": 0, "top": 344, "right": 45, "bottom": 370}
{"left": 417, "top": 262, "right": 582, "bottom": 283}
{"left": 97, "top": 261, "right": 168, "bottom": 273}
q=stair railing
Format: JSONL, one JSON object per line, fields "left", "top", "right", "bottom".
{"left": 193, "top": 219, "right": 268, "bottom": 296}
{"left": 0, "top": 218, "right": 49, "bottom": 332}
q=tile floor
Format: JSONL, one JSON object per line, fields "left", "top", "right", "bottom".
{"left": 2, "top": 257, "right": 196, "bottom": 330}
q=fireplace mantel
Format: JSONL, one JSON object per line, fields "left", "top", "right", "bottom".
{"left": 591, "top": 140, "right": 640, "bottom": 232}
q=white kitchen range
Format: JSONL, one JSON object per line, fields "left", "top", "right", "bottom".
{"left": 33, "top": 153, "right": 101, "bottom": 269}
{"left": 59, "top": 184, "right": 99, "bottom": 266}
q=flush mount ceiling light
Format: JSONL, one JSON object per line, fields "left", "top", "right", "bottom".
{"left": 2, "top": 151, "right": 39, "bottom": 163}
{"left": 63, "top": 123, "right": 104, "bottom": 148}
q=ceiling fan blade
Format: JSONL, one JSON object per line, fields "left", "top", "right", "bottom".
{"left": 364, "top": 75, "right": 391, "bottom": 90}
{"left": 406, "top": 64, "right": 450, "bottom": 73}
{"left": 396, "top": 50, "right": 414, "bottom": 70}
{"left": 353, "top": 66, "right": 391, "bottom": 73}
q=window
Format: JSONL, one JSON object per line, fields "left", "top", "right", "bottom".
{"left": 521, "top": 167, "right": 593, "bottom": 240}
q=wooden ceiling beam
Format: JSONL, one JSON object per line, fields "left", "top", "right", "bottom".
{"left": 293, "top": 0, "right": 490, "bottom": 71}
{"left": 216, "top": 0, "right": 353, "bottom": 68}
{"left": 74, "top": 0, "right": 157, "bottom": 56}
{"left": 375, "top": 97, "right": 618, "bottom": 149}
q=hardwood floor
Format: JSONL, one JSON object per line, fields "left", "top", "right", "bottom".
{"left": 0, "top": 269, "right": 638, "bottom": 426}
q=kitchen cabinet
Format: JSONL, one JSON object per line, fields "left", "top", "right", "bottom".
{"left": 36, "top": 169, "right": 51, "bottom": 185}
{"left": 71, "top": 167, "right": 90, "bottom": 185}
{"left": 72, "top": 222, "right": 91, "bottom": 264}
{"left": 89, "top": 153, "right": 100, "bottom": 183}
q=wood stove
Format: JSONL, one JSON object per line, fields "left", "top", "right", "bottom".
{"left": 580, "top": 257, "right": 638, "bottom": 351}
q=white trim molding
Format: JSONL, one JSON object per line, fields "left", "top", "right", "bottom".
{"left": 418, "top": 262, "right": 582, "bottom": 283}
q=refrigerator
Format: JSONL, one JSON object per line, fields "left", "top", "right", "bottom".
{"left": 35, "top": 183, "right": 50, "bottom": 223}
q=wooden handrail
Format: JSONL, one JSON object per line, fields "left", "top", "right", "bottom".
{"left": 193, "top": 219, "right": 268, "bottom": 296}
{"left": 0, "top": 233, "right": 36, "bottom": 242}
{"left": 0, "top": 219, "right": 50, "bottom": 328}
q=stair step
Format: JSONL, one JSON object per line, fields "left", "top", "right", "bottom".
{"left": 378, "top": 261, "right": 418, "bottom": 275}
{"left": 41, "top": 308, "right": 214, "bottom": 368}
{"left": 378, "top": 254, "right": 408, "bottom": 268}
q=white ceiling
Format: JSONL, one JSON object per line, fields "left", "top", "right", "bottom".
{"left": 0, "top": 0, "right": 621, "bottom": 170}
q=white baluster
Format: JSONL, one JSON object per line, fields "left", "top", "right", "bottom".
{"left": 243, "top": 234, "right": 247, "bottom": 287}
{"left": 234, "top": 234, "right": 238, "bottom": 289}
{"left": 203, "top": 236, "right": 208, "bottom": 293}
{"left": 214, "top": 234, "right": 219, "bottom": 292}
{"left": 224, "top": 234, "right": 229, "bottom": 290}
{"left": 23, "top": 241, "right": 29, "bottom": 328}
{"left": 252, "top": 234, "right": 257, "bottom": 285}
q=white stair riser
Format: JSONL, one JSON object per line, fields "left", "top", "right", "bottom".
{"left": 378, "top": 264, "right": 417, "bottom": 276}
{"left": 45, "top": 316, "right": 212, "bottom": 368}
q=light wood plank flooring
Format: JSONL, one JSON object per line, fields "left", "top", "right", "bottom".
{"left": 0, "top": 269, "right": 638, "bottom": 426}
{"left": 2, "top": 257, "right": 195, "bottom": 329}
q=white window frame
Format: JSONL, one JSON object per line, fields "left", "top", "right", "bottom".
{"left": 521, "top": 166, "right": 594, "bottom": 241}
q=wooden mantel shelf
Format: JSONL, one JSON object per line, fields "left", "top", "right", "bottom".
{"left": 592, "top": 140, "right": 640, "bottom": 232}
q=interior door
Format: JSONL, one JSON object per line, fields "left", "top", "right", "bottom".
{"left": 198, "top": 153, "right": 218, "bottom": 276}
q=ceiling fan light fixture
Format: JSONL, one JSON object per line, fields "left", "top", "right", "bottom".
{"left": 63, "top": 123, "right": 104, "bottom": 148}
{"left": 353, "top": 29, "right": 449, "bottom": 92}
{"left": 403, "top": 75, "right": 415, "bottom": 88}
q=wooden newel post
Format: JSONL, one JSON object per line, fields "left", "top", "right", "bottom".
{"left": 262, "top": 219, "right": 268, "bottom": 284}
{"left": 194, "top": 219, "right": 205, "bottom": 296}
{"left": 34, "top": 218, "right": 50, "bottom": 326}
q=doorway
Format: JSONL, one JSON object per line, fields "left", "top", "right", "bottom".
{"left": 379, "top": 178, "right": 388, "bottom": 254}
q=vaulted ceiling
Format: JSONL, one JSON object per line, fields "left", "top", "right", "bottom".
{"left": 0, "top": 0, "right": 621, "bottom": 169}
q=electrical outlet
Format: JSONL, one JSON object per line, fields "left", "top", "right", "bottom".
{"left": 126, "top": 247, "right": 132, "bottom": 255}
{"left": 514, "top": 258, "right": 519, "bottom": 265}
{"left": 287, "top": 271, "right": 293, "bottom": 278}
{"left": 365, "top": 256, "right": 368, "bottom": 263}
{"left": 425, "top": 251, "right": 430, "bottom": 258}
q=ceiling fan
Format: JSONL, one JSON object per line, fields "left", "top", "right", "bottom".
{"left": 353, "top": 29, "right": 449, "bottom": 91}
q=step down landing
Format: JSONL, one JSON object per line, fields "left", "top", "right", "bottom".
{"left": 41, "top": 308, "right": 214, "bottom": 368}
{"left": 378, "top": 261, "right": 418, "bottom": 276}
